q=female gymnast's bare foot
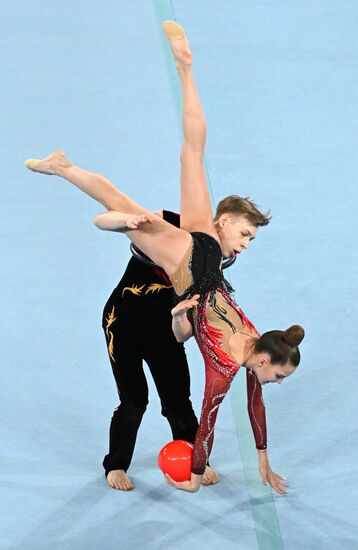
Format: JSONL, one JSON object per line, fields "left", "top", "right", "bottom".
{"left": 202, "top": 465, "right": 220, "bottom": 486}
{"left": 162, "top": 21, "right": 193, "bottom": 67}
{"left": 24, "top": 149, "right": 71, "bottom": 176}
{"left": 107, "top": 469, "right": 135, "bottom": 491}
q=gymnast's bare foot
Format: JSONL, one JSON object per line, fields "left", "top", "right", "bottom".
{"left": 162, "top": 21, "right": 193, "bottom": 67}
{"left": 107, "top": 469, "right": 135, "bottom": 491}
{"left": 24, "top": 149, "right": 72, "bottom": 176}
{"left": 202, "top": 465, "right": 220, "bottom": 486}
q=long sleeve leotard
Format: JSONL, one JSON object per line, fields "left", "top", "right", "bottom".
{"left": 169, "top": 232, "right": 267, "bottom": 474}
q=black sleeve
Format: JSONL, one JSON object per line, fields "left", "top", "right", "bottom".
{"left": 163, "top": 210, "right": 180, "bottom": 228}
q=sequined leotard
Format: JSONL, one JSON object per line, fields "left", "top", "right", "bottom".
{"left": 170, "top": 232, "right": 267, "bottom": 475}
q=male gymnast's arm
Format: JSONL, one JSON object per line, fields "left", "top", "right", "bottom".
{"left": 94, "top": 210, "right": 164, "bottom": 232}
{"left": 171, "top": 295, "right": 199, "bottom": 342}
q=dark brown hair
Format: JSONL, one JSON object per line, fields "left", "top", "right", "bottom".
{"left": 214, "top": 195, "right": 271, "bottom": 227}
{"left": 254, "top": 325, "right": 305, "bottom": 367}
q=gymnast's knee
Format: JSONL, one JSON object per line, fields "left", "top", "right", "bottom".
{"left": 161, "top": 401, "right": 195, "bottom": 422}
{"left": 112, "top": 401, "right": 148, "bottom": 425}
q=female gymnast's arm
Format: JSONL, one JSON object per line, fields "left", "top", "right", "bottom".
{"left": 247, "top": 370, "right": 289, "bottom": 495}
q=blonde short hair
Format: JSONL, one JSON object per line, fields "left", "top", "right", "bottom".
{"left": 214, "top": 195, "right": 271, "bottom": 227}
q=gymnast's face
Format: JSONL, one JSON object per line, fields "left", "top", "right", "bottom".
{"left": 255, "top": 357, "right": 296, "bottom": 385}
{"left": 215, "top": 214, "right": 258, "bottom": 258}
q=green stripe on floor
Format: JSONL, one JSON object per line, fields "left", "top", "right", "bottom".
{"left": 152, "top": 0, "right": 215, "bottom": 205}
{"left": 153, "top": 2, "right": 284, "bottom": 548}
{"left": 230, "top": 371, "right": 284, "bottom": 550}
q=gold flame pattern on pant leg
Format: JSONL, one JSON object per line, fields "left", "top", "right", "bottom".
{"left": 105, "top": 305, "right": 117, "bottom": 363}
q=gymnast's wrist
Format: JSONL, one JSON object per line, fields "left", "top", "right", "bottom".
{"left": 171, "top": 310, "right": 187, "bottom": 321}
{"left": 257, "top": 448, "right": 268, "bottom": 458}
{"left": 258, "top": 451, "right": 268, "bottom": 465}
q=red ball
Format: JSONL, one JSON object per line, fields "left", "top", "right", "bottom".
{"left": 158, "top": 440, "right": 194, "bottom": 482}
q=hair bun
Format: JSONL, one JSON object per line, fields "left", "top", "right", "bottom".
{"left": 283, "top": 325, "right": 305, "bottom": 346}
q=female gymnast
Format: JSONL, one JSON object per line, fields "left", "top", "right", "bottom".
{"left": 25, "top": 21, "right": 304, "bottom": 493}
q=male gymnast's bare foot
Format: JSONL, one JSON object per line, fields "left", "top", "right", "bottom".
{"left": 202, "top": 465, "right": 220, "bottom": 486}
{"left": 162, "top": 21, "right": 193, "bottom": 67}
{"left": 25, "top": 149, "right": 72, "bottom": 175}
{"left": 107, "top": 469, "right": 135, "bottom": 491}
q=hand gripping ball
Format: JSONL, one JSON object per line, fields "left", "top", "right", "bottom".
{"left": 158, "top": 440, "right": 194, "bottom": 482}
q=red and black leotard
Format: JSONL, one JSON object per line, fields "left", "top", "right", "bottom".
{"left": 169, "top": 232, "right": 267, "bottom": 475}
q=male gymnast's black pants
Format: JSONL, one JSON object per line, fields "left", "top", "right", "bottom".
{"left": 102, "top": 288, "right": 199, "bottom": 475}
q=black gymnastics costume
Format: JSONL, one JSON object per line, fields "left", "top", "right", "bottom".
{"left": 102, "top": 211, "right": 199, "bottom": 475}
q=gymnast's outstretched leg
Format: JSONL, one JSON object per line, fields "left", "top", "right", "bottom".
{"left": 162, "top": 22, "right": 217, "bottom": 238}
{"left": 25, "top": 23, "right": 216, "bottom": 274}
{"left": 25, "top": 151, "right": 192, "bottom": 276}
{"left": 25, "top": 150, "right": 152, "bottom": 215}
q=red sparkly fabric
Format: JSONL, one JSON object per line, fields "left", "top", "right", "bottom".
{"left": 190, "top": 361, "right": 266, "bottom": 475}
{"left": 172, "top": 232, "right": 267, "bottom": 476}
{"left": 190, "top": 287, "right": 267, "bottom": 475}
